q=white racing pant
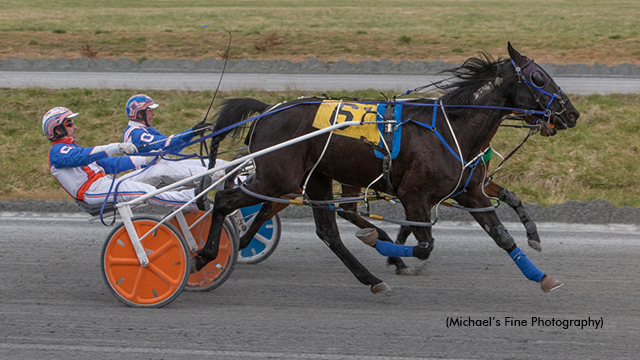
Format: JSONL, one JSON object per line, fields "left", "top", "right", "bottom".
{"left": 127, "top": 158, "right": 228, "bottom": 190}
{"left": 83, "top": 176, "right": 199, "bottom": 210}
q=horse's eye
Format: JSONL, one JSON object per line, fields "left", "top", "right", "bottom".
{"left": 530, "top": 70, "right": 547, "bottom": 88}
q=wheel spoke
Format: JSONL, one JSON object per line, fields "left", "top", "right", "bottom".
{"left": 145, "top": 236, "right": 175, "bottom": 262}
{"left": 253, "top": 232, "right": 273, "bottom": 245}
{"left": 130, "top": 266, "right": 146, "bottom": 303}
{"left": 147, "top": 262, "right": 181, "bottom": 287}
{"left": 105, "top": 256, "right": 140, "bottom": 266}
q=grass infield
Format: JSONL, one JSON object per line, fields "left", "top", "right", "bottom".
{"left": 1, "top": 1, "right": 639, "bottom": 206}
{"left": 1, "top": 0, "right": 639, "bottom": 65}
{"left": 1, "top": 88, "right": 639, "bottom": 207}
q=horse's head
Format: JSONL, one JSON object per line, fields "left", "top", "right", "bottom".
{"left": 507, "top": 42, "right": 580, "bottom": 136}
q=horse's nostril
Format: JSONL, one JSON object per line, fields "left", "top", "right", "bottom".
{"left": 570, "top": 111, "right": 580, "bottom": 121}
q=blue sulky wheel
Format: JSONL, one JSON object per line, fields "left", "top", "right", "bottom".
{"left": 236, "top": 205, "right": 282, "bottom": 264}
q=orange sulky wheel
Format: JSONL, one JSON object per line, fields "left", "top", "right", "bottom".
{"left": 101, "top": 216, "right": 190, "bottom": 308}
{"left": 168, "top": 210, "right": 239, "bottom": 292}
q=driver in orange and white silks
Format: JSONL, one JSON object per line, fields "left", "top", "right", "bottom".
{"left": 122, "top": 94, "right": 228, "bottom": 189}
{"left": 43, "top": 107, "right": 201, "bottom": 209}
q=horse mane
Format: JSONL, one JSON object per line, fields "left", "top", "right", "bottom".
{"left": 439, "top": 52, "right": 508, "bottom": 115}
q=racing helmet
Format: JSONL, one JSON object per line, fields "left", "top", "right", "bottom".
{"left": 42, "top": 107, "right": 79, "bottom": 141}
{"left": 126, "top": 94, "right": 159, "bottom": 120}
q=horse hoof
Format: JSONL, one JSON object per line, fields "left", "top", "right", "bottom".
{"left": 396, "top": 268, "right": 412, "bottom": 276}
{"left": 356, "top": 228, "right": 379, "bottom": 247}
{"left": 371, "top": 282, "right": 391, "bottom": 293}
{"left": 540, "top": 275, "right": 563, "bottom": 292}
{"left": 528, "top": 239, "right": 542, "bottom": 252}
{"left": 413, "top": 245, "right": 432, "bottom": 260}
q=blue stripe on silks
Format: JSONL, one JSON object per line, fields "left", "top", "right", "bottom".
{"left": 374, "top": 240, "right": 414, "bottom": 257}
{"left": 509, "top": 247, "right": 544, "bottom": 282}
{"left": 374, "top": 103, "right": 403, "bottom": 160}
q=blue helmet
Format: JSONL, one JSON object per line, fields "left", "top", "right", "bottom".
{"left": 126, "top": 94, "right": 159, "bottom": 120}
{"left": 42, "top": 107, "right": 79, "bottom": 140}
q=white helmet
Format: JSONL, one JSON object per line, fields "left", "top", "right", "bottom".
{"left": 42, "top": 107, "right": 79, "bottom": 140}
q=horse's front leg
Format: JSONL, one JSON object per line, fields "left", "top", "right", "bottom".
{"left": 307, "top": 176, "right": 389, "bottom": 293}
{"left": 455, "top": 192, "right": 562, "bottom": 293}
{"left": 485, "top": 182, "right": 541, "bottom": 251}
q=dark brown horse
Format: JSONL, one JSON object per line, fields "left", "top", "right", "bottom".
{"left": 196, "top": 43, "right": 579, "bottom": 292}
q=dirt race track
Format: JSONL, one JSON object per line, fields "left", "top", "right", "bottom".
{"left": 0, "top": 213, "right": 638, "bottom": 360}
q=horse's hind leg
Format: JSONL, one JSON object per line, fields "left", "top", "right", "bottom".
{"left": 336, "top": 185, "right": 409, "bottom": 275}
{"left": 193, "top": 187, "right": 264, "bottom": 272}
{"left": 485, "top": 182, "right": 541, "bottom": 252}
{"left": 308, "top": 176, "right": 389, "bottom": 293}
{"left": 237, "top": 201, "right": 288, "bottom": 249}
{"left": 388, "top": 226, "right": 413, "bottom": 274}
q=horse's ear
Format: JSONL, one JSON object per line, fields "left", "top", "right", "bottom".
{"left": 507, "top": 42, "right": 524, "bottom": 64}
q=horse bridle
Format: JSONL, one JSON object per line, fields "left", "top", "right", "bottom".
{"left": 511, "top": 58, "right": 570, "bottom": 129}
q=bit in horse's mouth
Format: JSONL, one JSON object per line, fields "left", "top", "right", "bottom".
{"left": 554, "top": 118, "right": 568, "bottom": 130}
{"left": 540, "top": 123, "right": 557, "bottom": 137}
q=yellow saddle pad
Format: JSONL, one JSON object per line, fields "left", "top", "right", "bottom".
{"left": 312, "top": 100, "right": 381, "bottom": 145}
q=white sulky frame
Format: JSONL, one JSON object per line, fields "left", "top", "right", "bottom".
{"left": 115, "top": 120, "right": 364, "bottom": 267}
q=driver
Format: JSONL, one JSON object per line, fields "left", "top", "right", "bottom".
{"left": 121, "top": 94, "right": 227, "bottom": 190}
{"left": 44, "top": 106, "right": 205, "bottom": 210}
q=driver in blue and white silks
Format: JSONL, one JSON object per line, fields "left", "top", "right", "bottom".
{"left": 122, "top": 94, "right": 228, "bottom": 190}
{"left": 44, "top": 107, "right": 201, "bottom": 210}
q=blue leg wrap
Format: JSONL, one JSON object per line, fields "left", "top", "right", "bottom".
{"left": 509, "top": 247, "right": 544, "bottom": 282}
{"left": 374, "top": 240, "right": 414, "bottom": 257}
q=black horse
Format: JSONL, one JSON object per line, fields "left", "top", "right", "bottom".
{"left": 196, "top": 43, "right": 579, "bottom": 292}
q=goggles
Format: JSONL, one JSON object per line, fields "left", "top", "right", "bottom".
{"left": 63, "top": 119, "right": 75, "bottom": 127}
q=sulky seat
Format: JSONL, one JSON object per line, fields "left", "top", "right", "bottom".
{"left": 75, "top": 200, "right": 117, "bottom": 217}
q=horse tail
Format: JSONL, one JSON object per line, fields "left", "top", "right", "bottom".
{"left": 214, "top": 98, "right": 271, "bottom": 140}
{"left": 207, "top": 98, "right": 271, "bottom": 169}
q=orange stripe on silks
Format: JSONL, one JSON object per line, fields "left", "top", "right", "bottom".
{"left": 76, "top": 167, "right": 105, "bottom": 201}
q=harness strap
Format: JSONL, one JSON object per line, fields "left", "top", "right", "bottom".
{"left": 409, "top": 116, "right": 466, "bottom": 165}
{"left": 381, "top": 103, "right": 396, "bottom": 196}
{"left": 511, "top": 59, "right": 565, "bottom": 125}
{"left": 239, "top": 184, "right": 433, "bottom": 227}
{"left": 441, "top": 201, "right": 497, "bottom": 213}
{"left": 450, "top": 156, "right": 483, "bottom": 198}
